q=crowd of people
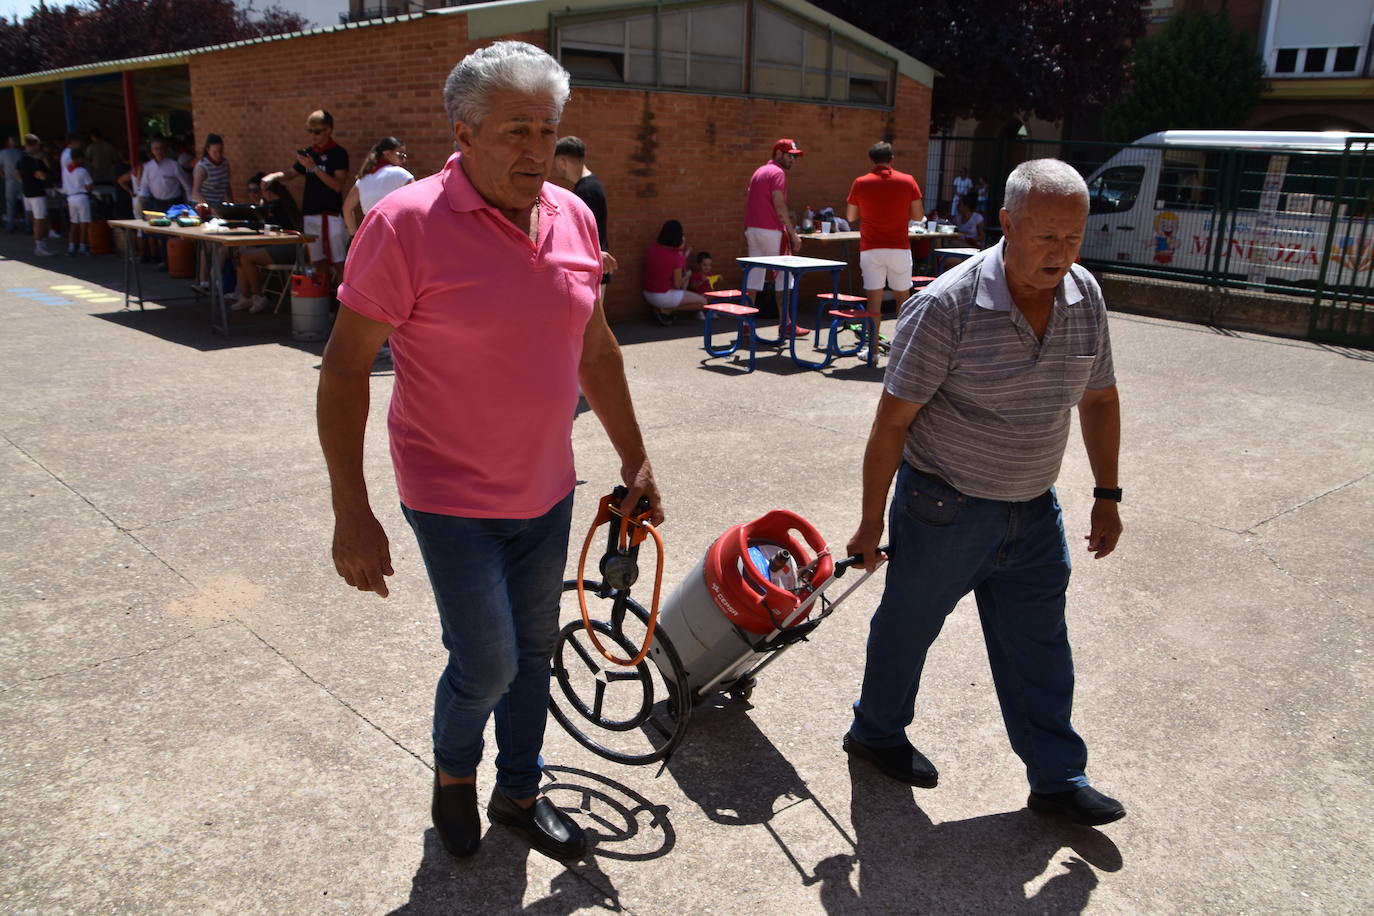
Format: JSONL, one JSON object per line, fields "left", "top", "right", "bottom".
{"left": 0, "top": 116, "right": 419, "bottom": 280}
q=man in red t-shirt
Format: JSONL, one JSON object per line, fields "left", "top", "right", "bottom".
{"left": 845, "top": 142, "right": 924, "bottom": 346}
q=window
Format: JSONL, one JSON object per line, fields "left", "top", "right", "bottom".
{"left": 1088, "top": 166, "right": 1144, "bottom": 215}
{"left": 752, "top": 2, "right": 894, "bottom": 104}
{"left": 1272, "top": 45, "right": 1364, "bottom": 77}
{"left": 555, "top": 1, "right": 895, "bottom": 105}
{"left": 1157, "top": 158, "right": 1212, "bottom": 210}
{"left": 556, "top": 2, "right": 746, "bottom": 92}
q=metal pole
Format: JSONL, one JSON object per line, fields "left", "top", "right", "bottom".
{"left": 62, "top": 80, "right": 78, "bottom": 133}
{"left": 121, "top": 72, "right": 140, "bottom": 174}
{"left": 13, "top": 85, "right": 30, "bottom": 138}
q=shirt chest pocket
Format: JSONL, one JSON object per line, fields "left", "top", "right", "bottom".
{"left": 1059, "top": 353, "right": 1097, "bottom": 407}
{"left": 558, "top": 262, "right": 599, "bottom": 335}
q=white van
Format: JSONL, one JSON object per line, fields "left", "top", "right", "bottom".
{"left": 1080, "top": 130, "right": 1373, "bottom": 288}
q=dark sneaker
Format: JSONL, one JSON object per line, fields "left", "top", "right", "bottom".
{"left": 487, "top": 788, "right": 586, "bottom": 861}
{"left": 431, "top": 772, "right": 481, "bottom": 858}
{"left": 843, "top": 733, "right": 938, "bottom": 788}
{"left": 651, "top": 306, "right": 673, "bottom": 326}
{"left": 1028, "top": 786, "right": 1126, "bottom": 826}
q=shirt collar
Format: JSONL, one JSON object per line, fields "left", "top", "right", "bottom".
{"left": 442, "top": 152, "right": 560, "bottom": 218}
{"left": 870, "top": 164, "right": 893, "bottom": 176}
{"left": 975, "top": 239, "right": 1084, "bottom": 311}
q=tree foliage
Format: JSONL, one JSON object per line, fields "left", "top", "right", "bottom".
{"left": 1099, "top": 11, "right": 1266, "bottom": 142}
{"left": 0, "top": 0, "right": 310, "bottom": 77}
{"left": 812, "top": 0, "right": 1147, "bottom": 130}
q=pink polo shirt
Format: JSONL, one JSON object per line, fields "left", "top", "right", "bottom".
{"left": 745, "top": 160, "right": 787, "bottom": 231}
{"left": 338, "top": 154, "right": 600, "bottom": 519}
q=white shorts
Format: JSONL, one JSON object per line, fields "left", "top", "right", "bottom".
{"left": 744, "top": 227, "right": 783, "bottom": 290}
{"left": 644, "top": 288, "right": 688, "bottom": 310}
{"left": 860, "top": 248, "right": 914, "bottom": 292}
{"left": 304, "top": 213, "right": 348, "bottom": 264}
{"left": 23, "top": 196, "right": 47, "bottom": 220}
{"left": 67, "top": 195, "right": 92, "bottom": 224}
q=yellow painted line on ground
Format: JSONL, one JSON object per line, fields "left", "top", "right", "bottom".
{"left": 68, "top": 291, "right": 106, "bottom": 298}
{"left": 85, "top": 297, "right": 120, "bottom": 303}
{"left": 51, "top": 285, "right": 87, "bottom": 291}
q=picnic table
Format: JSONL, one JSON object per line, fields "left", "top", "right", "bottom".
{"left": 737, "top": 254, "right": 847, "bottom": 370}
{"left": 108, "top": 219, "right": 314, "bottom": 336}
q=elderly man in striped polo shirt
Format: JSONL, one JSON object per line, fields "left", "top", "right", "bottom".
{"left": 844, "top": 159, "right": 1126, "bottom": 827}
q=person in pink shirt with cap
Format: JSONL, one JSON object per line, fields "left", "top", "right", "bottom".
{"left": 744, "top": 138, "right": 808, "bottom": 335}
{"left": 317, "top": 41, "right": 662, "bottom": 865}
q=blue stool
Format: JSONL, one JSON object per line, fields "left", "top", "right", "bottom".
{"left": 703, "top": 289, "right": 758, "bottom": 373}
{"left": 825, "top": 307, "right": 876, "bottom": 366}
{"left": 813, "top": 292, "right": 865, "bottom": 351}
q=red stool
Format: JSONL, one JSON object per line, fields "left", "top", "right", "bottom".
{"left": 703, "top": 293, "right": 759, "bottom": 373}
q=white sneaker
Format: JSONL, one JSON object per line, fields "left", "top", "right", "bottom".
{"left": 856, "top": 345, "right": 877, "bottom": 362}
{"left": 34, "top": 243, "right": 54, "bottom": 257}
{"left": 229, "top": 296, "right": 251, "bottom": 311}
{"left": 248, "top": 295, "right": 269, "bottom": 314}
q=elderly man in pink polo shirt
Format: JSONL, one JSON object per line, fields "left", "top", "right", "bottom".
{"left": 317, "top": 41, "right": 662, "bottom": 864}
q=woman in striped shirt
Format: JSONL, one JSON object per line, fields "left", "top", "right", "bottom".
{"left": 191, "top": 133, "right": 231, "bottom": 207}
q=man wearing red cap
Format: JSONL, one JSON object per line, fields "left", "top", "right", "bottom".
{"left": 744, "top": 138, "right": 806, "bottom": 330}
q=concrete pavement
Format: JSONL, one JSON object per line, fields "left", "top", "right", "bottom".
{"left": 1, "top": 234, "right": 1371, "bottom": 914}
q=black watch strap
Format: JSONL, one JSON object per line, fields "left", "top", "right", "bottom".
{"left": 1093, "top": 487, "right": 1123, "bottom": 502}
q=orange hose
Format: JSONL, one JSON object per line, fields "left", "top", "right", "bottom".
{"left": 576, "top": 508, "right": 665, "bottom": 667}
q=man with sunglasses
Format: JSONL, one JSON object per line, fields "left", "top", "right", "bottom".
{"left": 264, "top": 110, "right": 350, "bottom": 282}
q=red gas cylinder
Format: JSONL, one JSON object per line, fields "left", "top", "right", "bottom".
{"left": 702, "top": 509, "right": 835, "bottom": 634}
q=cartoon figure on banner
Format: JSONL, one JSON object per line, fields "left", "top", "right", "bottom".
{"left": 1152, "top": 211, "right": 1178, "bottom": 265}
{"left": 1333, "top": 234, "right": 1373, "bottom": 274}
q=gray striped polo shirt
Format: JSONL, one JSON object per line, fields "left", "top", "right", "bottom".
{"left": 885, "top": 240, "right": 1115, "bottom": 501}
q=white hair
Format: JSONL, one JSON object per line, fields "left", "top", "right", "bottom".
{"left": 443, "top": 41, "right": 571, "bottom": 129}
{"left": 1003, "top": 159, "right": 1088, "bottom": 216}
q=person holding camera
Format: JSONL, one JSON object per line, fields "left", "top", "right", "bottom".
{"left": 263, "top": 109, "right": 350, "bottom": 283}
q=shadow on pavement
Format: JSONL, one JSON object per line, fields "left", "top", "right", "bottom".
{"left": 662, "top": 697, "right": 1122, "bottom": 913}
{"left": 388, "top": 765, "right": 674, "bottom": 914}
{"left": 664, "top": 696, "right": 857, "bottom": 886}
{"left": 91, "top": 306, "right": 327, "bottom": 356}
{"left": 836, "top": 758, "right": 1123, "bottom": 914}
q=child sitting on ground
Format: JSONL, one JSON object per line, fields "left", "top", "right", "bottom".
{"left": 688, "top": 251, "right": 721, "bottom": 296}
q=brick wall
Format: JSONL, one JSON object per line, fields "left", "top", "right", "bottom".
{"left": 189, "top": 15, "right": 933, "bottom": 321}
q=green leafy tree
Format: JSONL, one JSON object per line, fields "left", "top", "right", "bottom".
{"left": 0, "top": 0, "right": 310, "bottom": 77}
{"left": 1100, "top": 10, "right": 1266, "bottom": 142}
{"left": 812, "top": 0, "right": 1147, "bottom": 130}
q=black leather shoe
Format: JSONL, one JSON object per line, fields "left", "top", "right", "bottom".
{"left": 843, "top": 733, "right": 938, "bottom": 788}
{"left": 487, "top": 788, "right": 586, "bottom": 861}
{"left": 431, "top": 772, "right": 481, "bottom": 858}
{"left": 1028, "top": 786, "right": 1126, "bottom": 826}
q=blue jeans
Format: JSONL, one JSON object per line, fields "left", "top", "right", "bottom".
{"left": 403, "top": 490, "right": 574, "bottom": 799}
{"left": 4, "top": 180, "right": 25, "bottom": 231}
{"left": 851, "top": 462, "right": 1090, "bottom": 793}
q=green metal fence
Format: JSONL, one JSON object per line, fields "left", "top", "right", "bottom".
{"left": 927, "top": 135, "right": 1374, "bottom": 345}
{"left": 1308, "top": 139, "right": 1374, "bottom": 345}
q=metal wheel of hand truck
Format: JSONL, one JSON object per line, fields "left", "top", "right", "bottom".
{"left": 549, "top": 578, "right": 693, "bottom": 766}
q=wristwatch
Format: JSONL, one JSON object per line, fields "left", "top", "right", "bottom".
{"left": 1093, "top": 487, "right": 1123, "bottom": 502}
